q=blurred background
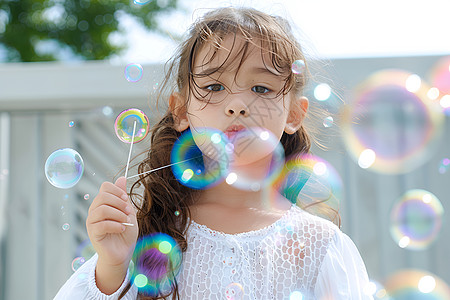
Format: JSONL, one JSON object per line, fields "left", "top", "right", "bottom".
{"left": 0, "top": 0, "right": 449, "bottom": 299}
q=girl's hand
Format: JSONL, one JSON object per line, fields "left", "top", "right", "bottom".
{"left": 86, "top": 176, "right": 138, "bottom": 294}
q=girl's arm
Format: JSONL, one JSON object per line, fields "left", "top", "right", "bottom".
{"left": 314, "top": 230, "right": 374, "bottom": 300}
{"left": 54, "top": 253, "right": 138, "bottom": 299}
{"left": 54, "top": 177, "right": 139, "bottom": 299}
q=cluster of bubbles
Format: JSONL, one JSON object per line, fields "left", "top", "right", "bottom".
{"left": 131, "top": 233, "right": 182, "bottom": 296}
{"left": 341, "top": 69, "right": 444, "bottom": 174}
{"left": 45, "top": 148, "right": 84, "bottom": 189}
{"left": 114, "top": 108, "right": 149, "bottom": 144}
{"left": 390, "top": 189, "right": 444, "bottom": 250}
{"left": 383, "top": 269, "right": 450, "bottom": 299}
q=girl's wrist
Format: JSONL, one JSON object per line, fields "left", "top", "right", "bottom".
{"left": 95, "top": 258, "right": 130, "bottom": 295}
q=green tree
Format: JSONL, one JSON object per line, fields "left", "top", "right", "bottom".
{"left": 0, "top": 0, "right": 178, "bottom": 62}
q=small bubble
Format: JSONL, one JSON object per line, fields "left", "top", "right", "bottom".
{"left": 84, "top": 194, "right": 90, "bottom": 200}
{"left": 323, "top": 116, "right": 334, "bottom": 128}
{"left": 174, "top": 211, "right": 180, "bottom": 216}
{"left": 68, "top": 121, "right": 75, "bottom": 127}
{"left": 291, "top": 60, "right": 305, "bottom": 74}
{"left": 124, "top": 63, "right": 143, "bottom": 82}
{"left": 62, "top": 223, "right": 70, "bottom": 231}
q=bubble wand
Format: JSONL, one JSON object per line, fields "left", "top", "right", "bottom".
{"left": 122, "top": 120, "right": 137, "bottom": 227}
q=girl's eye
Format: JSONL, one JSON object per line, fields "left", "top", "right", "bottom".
{"left": 205, "top": 84, "right": 225, "bottom": 92}
{"left": 252, "top": 86, "right": 270, "bottom": 94}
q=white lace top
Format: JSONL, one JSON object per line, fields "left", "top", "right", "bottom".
{"left": 55, "top": 205, "right": 373, "bottom": 299}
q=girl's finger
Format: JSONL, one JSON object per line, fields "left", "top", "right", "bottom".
{"left": 89, "top": 220, "right": 125, "bottom": 236}
{"left": 99, "top": 181, "right": 129, "bottom": 201}
{"left": 88, "top": 205, "right": 130, "bottom": 225}
{"left": 89, "top": 192, "right": 132, "bottom": 216}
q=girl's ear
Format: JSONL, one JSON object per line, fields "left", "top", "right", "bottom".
{"left": 169, "top": 92, "right": 190, "bottom": 132}
{"left": 284, "top": 96, "right": 309, "bottom": 134}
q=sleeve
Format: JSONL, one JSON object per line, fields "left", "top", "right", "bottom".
{"left": 314, "top": 230, "right": 373, "bottom": 300}
{"left": 54, "top": 253, "right": 138, "bottom": 300}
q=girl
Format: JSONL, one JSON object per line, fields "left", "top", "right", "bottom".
{"left": 56, "top": 6, "right": 372, "bottom": 300}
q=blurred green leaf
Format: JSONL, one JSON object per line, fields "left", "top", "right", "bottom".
{"left": 0, "top": 0, "right": 179, "bottom": 62}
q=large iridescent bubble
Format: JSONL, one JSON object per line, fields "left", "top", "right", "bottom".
{"left": 384, "top": 269, "right": 450, "bottom": 299}
{"left": 114, "top": 108, "right": 149, "bottom": 143}
{"left": 429, "top": 56, "right": 450, "bottom": 95}
{"left": 45, "top": 148, "right": 84, "bottom": 189}
{"left": 131, "top": 233, "right": 182, "bottom": 297}
{"left": 171, "top": 128, "right": 230, "bottom": 189}
{"left": 224, "top": 127, "right": 285, "bottom": 192}
{"left": 274, "top": 153, "right": 342, "bottom": 224}
{"left": 341, "top": 69, "right": 444, "bottom": 174}
{"left": 390, "top": 189, "right": 444, "bottom": 250}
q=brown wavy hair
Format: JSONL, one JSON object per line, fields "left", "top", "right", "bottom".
{"left": 120, "top": 6, "right": 332, "bottom": 299}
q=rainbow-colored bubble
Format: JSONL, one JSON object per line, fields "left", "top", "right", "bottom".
{"left": 131, "top": 233, "right": 182, "bottom": 297}
{"left": 114, "top": 108, "right": 149, "bottom": 143}
{"left": 274, "top": 153, "right": 342, "bottom": 224}
{"left": 341, "top": 69, "right": 444, "bottom": 174}
{"left": 171, "top": 128, "right": 230, "bottom": 189}
{"left": 71, "top": 257, "right": 86, "bottom": 272}
{"left": 384, "top": 269, "right": 450, "bottom": 299}
{"left": 390, "top": 189, "right": 444, "bottom": 250}
{"left": 291, "top": 60, "right": 305, "bottom": 75}
{"left": 429, "top": 56, "right": 450, "bottom": 95}
{"left": 225, "top": 127, "right": 285, "bottom": 192}
{"left": 45, "top": 148, "right": 84, "bottom": 189}
{"left": 225, "top": 282, "right": 245, "bottom": 300}
{"left": 124, "top": 63, "right": 143, "bottom": 82}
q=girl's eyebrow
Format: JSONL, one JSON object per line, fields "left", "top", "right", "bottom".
{"left": 195, "top": 66, "right": 282, "bottom": 77}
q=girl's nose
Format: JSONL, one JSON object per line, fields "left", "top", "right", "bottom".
{"left": 225, "top": 97, "right": 249, "bottom": 117}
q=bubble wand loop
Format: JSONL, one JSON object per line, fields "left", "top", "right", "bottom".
{"left": 124, "top": 120, "right": 137, "bottom": 180}
{"left": 122, "top": 121, "right": 137, "bottom": 227}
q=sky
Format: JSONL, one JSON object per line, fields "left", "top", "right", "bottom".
{"left": 112, "top": 0, "right": 450, "bottom": 64}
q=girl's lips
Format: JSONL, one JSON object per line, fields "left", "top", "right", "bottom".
{"left": 224, "top": 125, "right": 246, "bottom": 139}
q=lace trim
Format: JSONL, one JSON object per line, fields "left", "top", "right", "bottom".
{"left": 188, "top": 204, "right": 298, "bottom": 239}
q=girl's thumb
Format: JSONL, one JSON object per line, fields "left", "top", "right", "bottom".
{"left": 115, "top": 176, "right": 127, "bottom": 193}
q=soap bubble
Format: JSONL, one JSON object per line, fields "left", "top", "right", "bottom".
{"left": 125, "top": 63, "right": 143, "bottom": 82}
{"left": 131, "top": 233, "right": 182, "bottom": 296}
{"left": 438, "top": 158, "right": 449, "bottom": 174}
{"left": 274, "top": 153, "right": 342, "bottom": 224}
{"left": 291, "top": 60, "right": 305, "bottom": 74}
{"left": 225, "top": 127, "right": 284, "bottom": 191}
{"left": 71, "top": 257, "right": 86, "bottom": 272}
{"left": 341, "top": 69, "right": 444, "bottom": 174}
{"left": 45, "top": 148, "right": 84, "bottom": 189}
{"left": 114, "top": 108, "right": 149, "bottom": 143}
{"left": 171, "top": 128, "right": 230, "bottom": 189}
{"left": 62, "top": 223, "right": 70, "bottom": 231}
{"left": 225, "top": 282, "right": 245, "bottom": 300}
{"left": 390, "top": 189, "right": 444, "bottom": 250}
{"left": 429, "top": 56, "right": 450, "bottom": 95}
{"left": 133, "top": 0, "right": 152, "bottom": 5}
{"left": 323, "top": 116, "right": 334, "bottom": 128}
{"left": 385, "top": 269, "right": 450, "bottom": 299}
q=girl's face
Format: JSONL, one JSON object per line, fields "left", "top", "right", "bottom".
{"left": 179, "top": 34, "right": 307, "bottom": 165}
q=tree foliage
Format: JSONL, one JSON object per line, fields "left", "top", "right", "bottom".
{"left": 0, "top": 0, "right": 178, "bottom": 62}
